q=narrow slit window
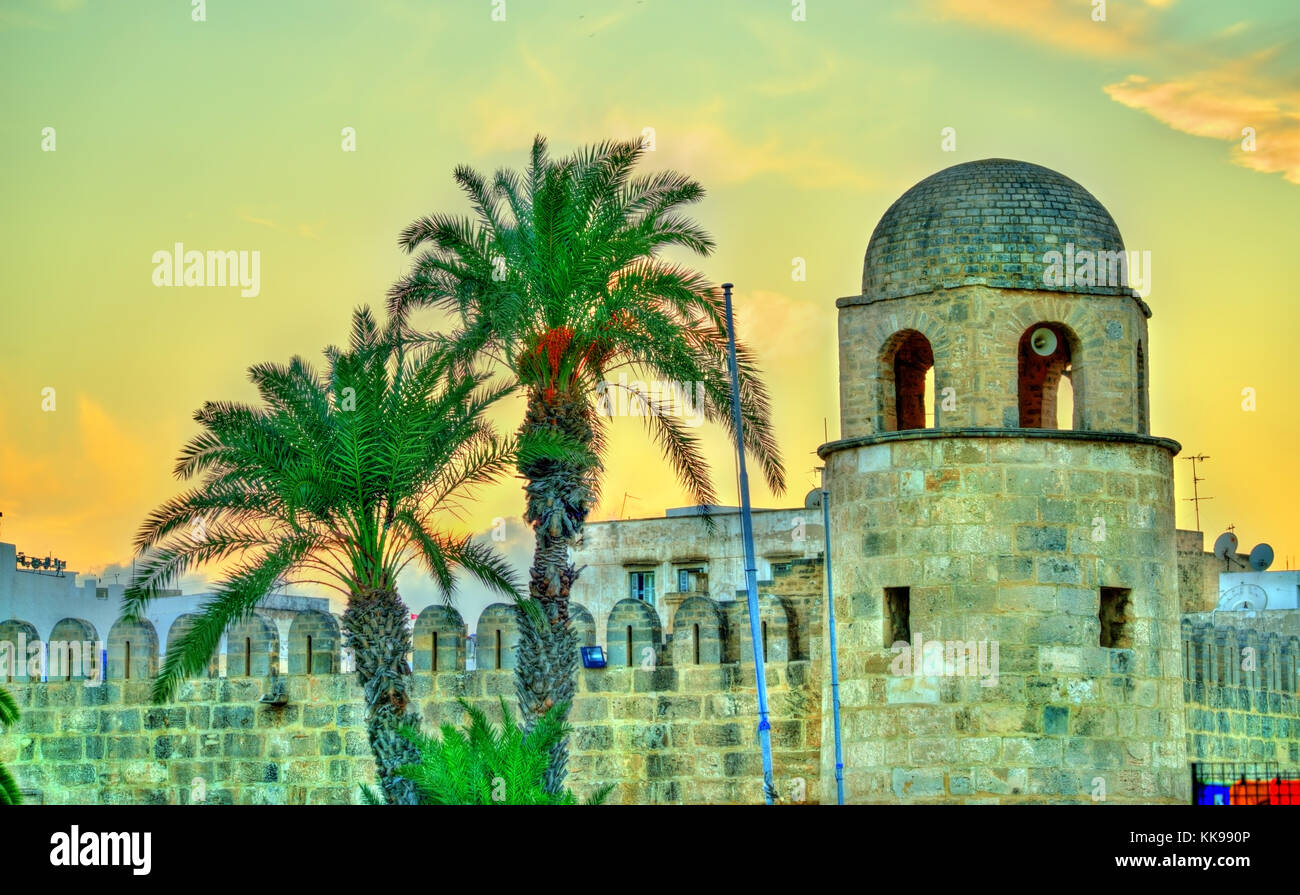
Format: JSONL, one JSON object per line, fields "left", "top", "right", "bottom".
{"left": 1099, "top": 587, "right": 1132, "bottom": 648}
{"left": 626, "top": 626, "right": 634, "bottom": 667}
{"left": 693, "top": 623, "right": 701, "bottom": 665}
{"left": 884, "top": 587, "right": 910, "bottom": 648}
{"left": 125, "top": 641, "right": 132, "bottom": 680}
{"left": 306, "top": 634, "right": 314, "bottom": 675}
{"left": 431, "top": 630, "right": 438, "bottom": 672}
{"left": 244, "top": 637, "right": 252, "bottom": 676}
{"left": 495, "top": 629, "right": 502, "bottom": 669}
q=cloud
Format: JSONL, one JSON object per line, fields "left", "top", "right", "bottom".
{"left": 604, "top": 105, "right": 876, "bottom": 191}
{"left": 922, "top": 0, "right": 1300, "bottom": 185}
{"left": 240, "top": 212, "right": 323, "bottom": 239}
{"left": 0, "top": 396, "right": 174, "bottom": 575}
{"left": 922, "top": 0, "right": 1155, "bottom": 57}
{"left": 1104, "top": 62, "right": 1300, "bottom": 184}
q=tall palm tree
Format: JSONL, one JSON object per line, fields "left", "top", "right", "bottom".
{"left": 0, "top": 685, "right": 20, "bottom": 805}
{"left": 124, "top": 308, "right": 525, "bottom": 804}
{"left": 388, "top": 136, "right": 786, "bottom": 792}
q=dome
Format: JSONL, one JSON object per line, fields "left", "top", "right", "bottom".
{"left": 862, "top": 159, "right": 1130, "bottom": 300}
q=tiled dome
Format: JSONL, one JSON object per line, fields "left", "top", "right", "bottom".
{"left": 862, "top": 159, "right": 1130, "bottom": 300}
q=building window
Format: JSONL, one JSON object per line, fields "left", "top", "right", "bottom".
{"left": 1018, "top": 323, "right": 1076, "bottom": 429}
{"left": 1099, "top": 587, "right": 1132, "bottom": 648}
{"left": 884, "top": 587, "right": 910, "bottom": 648}
{"left": 881, "top": 330, "right": 935, "bottom": 431}
{"left": 675, "top": 567, "right": 705, "bottom": 593}
{"left": 629, "top": 570, "right": 655, "bottom": 602}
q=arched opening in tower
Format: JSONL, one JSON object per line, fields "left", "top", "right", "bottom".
{"left": 882, "top": 329, "right": 934, "bottom": 431}
{"left": 1017, "top": 323, "right": 1075, "bottom": 429}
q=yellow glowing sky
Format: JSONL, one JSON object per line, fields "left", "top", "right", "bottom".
{"left": 2, "top": 0, "right": 1298, "bottom": 592}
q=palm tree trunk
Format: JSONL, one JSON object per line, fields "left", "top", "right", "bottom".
{"left": 342, "top": 587, "right": 421, "bottom": 805}
{"left": 516, "top": 391, "right": 596, "bottom": 794}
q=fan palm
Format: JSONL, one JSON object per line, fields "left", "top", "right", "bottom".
{"left": 388, "top": 136, "right": 786, "bottom": 792}
{"left": 0, "top": 685, "right": 20, "bottom": 805}
{"left": 124, "top": 307, "right": 525, "bottom": 804}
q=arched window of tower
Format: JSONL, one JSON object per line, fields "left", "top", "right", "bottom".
{"left": 879, "top": 329, "right": 934, "bottom": 431}
{"left": 1017, "top": 323, "right": 1078, "bottom": 430}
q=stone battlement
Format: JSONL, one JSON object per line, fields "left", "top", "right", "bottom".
{"left": 1, "top": 662, "right": 821, "bottom": 805}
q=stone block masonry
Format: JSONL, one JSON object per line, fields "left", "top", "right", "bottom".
{"left": 0, "top": 661, "right": 822, "bottom": 805}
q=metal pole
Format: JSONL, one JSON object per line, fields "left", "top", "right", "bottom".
{"left": 820, "top": 468, "right": 845, "bottom": 805}
{"left": 722, "top": 282, "right": 775, "bottom": 805}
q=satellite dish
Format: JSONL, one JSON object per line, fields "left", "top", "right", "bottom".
{"left": 1030, "top": 327, "right": 1058, "bottom": 357}
{"left": 1212, "top": 531, "right": 1239, "bottom": 561}
{"left": 1216, "top": 583, "right": 1268, "bottom": 614}
{"left": 1248, "top": 543, "right": 1274, "bottom": 572}
{"left": 804, "top": 488, "right": 824, "bottom": 511}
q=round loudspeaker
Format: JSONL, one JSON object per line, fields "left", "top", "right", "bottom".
{"left": 1030, "top": 327, "right": 1058, "bottom": 356}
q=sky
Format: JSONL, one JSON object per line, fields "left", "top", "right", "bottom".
{"left": 1, "top": 0, "right": 1297, "bottom": 620}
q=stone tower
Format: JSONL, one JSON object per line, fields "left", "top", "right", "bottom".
{"left": 819, "top": 159, "right": 1187, "bottom": 803}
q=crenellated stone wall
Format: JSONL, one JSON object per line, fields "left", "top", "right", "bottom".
{"left": 0, "top": 661, "right": 822, "bottom": 806}
{"left": 1181, "top": 615, "right": 1300, "bottom": 765}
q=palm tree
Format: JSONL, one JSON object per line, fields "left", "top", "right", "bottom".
{"left": 124, "top": 308, "right": 525, "bottom": 804}
{"left": 397, "top": 698, "right": 613, "bottom": 805}
{"left": 388, "top": 136, "right": 786, "bottom": 792}
{"left": 0, "top": 685, "right": 20, "bottom": 805}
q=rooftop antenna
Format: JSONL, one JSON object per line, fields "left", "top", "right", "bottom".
{"left": 619, "top": 493, "right": 640, "bottom": 519}
{"left": 1183, "top": 454, "right": 1212, "bottom": 531}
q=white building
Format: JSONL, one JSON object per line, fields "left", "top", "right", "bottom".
{"left": 569, "top": 503, "right": 824, "bottom": 640}
{"left": 0, "top": 541, "right": 332, "bottom": 681}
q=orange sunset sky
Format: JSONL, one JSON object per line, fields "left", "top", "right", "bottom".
{"left": 1, "top": 0, "right": 1297, "bottom": 612}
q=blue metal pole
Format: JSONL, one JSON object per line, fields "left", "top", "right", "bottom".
{"left": 821, "top": 470, "right": 845, "bottom": 805}
{"left": 721, "top": 283, "right": 776, "bottom": 805}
